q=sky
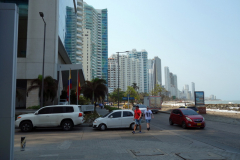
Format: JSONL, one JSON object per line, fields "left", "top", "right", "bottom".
{"left": 85, "top": 0, "right": 240, "bottom": 100}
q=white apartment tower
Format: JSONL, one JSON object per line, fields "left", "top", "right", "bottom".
{"left": 148, "top": 56, "right": 162, "bottom": 93}
{"left": 128, "top": 49, "right": 148, "bottom": 93}
{"left": 108, "top": 54, "right": 142, "bottom": 92}
{"left": 164, "top": 67, "right": 171, "bottom": 92}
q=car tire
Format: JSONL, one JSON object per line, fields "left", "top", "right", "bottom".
{"left": 20, "top": 121, "right": 33, "bottom": 132}
{"left": 169, "top": 118, "right": 174, "bottom": 125}
{"left": 61, "top": 120, "right": 73, "bottom": 131}
{"left": 201, "top": 126, "right": 205, "bottom": 129}
{"left": 99, "top": 124, "right": 107, "bottom": 131}
{"left": 130, "top": 123, "right": 135, "bottom": 130}
{"left": 182, "top": 121, "right": 187, "bottom": 129}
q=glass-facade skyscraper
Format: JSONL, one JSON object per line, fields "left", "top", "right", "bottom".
{"left": 82, "top": 2, "right": 108, "bottom": 83}
{"left": 101, "top": 9, "right": 108, "bottom": 84}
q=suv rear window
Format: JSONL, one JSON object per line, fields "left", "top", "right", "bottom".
{"left": 65, "top": 107, "right": 74, "bottom": 113}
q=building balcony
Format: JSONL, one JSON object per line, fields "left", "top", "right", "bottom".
{"left": 76, "top": 51, "right": 82, "bottom": 56}
{"left": 76, "top": 57, "right": 82, "bottom": 61}
{"left": 77, "top": 39, "right": 83, "bottom": 44}
{"left": 77, "top": 16, "right": 83, "bottom": 21}
{"left": 77, "top": 33, "right": 83, "bottom": 39}
{"left": 77, "top": 22, "right": 82, "bottom": 26}
{"left": 77, "top": 10, "right": 83, "bottom": 16}
{"left": 76, "top": 45, "right": 82, "bottom": 50}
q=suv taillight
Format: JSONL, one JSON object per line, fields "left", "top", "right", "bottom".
{"left": 79, "top": 113, "right": 83, "bottom": 117}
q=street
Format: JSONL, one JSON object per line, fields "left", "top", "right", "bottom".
{"left": 14, "top": 112, "right": 240, "bottom": 160}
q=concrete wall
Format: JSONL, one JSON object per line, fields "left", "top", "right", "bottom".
{"left": 17, "top": 0, "right": 59, "bottom": 80}
{"left": 26, "top": 80, "right": 39, "bottom": 108}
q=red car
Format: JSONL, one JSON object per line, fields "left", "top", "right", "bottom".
{"left": 169, "top": 108, "right": 205, "bottom": 129}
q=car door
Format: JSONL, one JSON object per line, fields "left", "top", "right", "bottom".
{"left": 171, "top": 109, "right": 177, "bottom": 123}
{"left": 107, "top": 111, "right": 122, "bottom": 128}
{"left": 122, "top": 111, "right": 134, "bottom": 127}
{"left": 175, "top": 110, "right": 183, "bottom": 125}
{"left": 49, "top": 107, "right": 64, "bottom": 126}
{"left": 34, "top": 107, "right": 52, "bottom": 127}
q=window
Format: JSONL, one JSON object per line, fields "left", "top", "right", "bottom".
{"left": 38, "top": 107, "right": 51, "bottom": 114}
{"left": 109, "top": 111, "right": 121, "bottom": 118}
{"left": 52, "top": 107, "right": 63, "bottom": 113}
{"left": 123, "top": 111, "right": 133, "bottom": 117}
{"left": 172, "top": 109, "right": 178, "bottom": 114}
{"left": 64, "top": 107, "right": 74, "bottom": 113}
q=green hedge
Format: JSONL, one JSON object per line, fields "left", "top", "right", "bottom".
{"left": 104, "top": 105, "right": 121, "bottom": 112}
{"left": 27, "top": 105, "right": 40, "bottom": 109}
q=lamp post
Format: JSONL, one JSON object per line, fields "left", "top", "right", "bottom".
{"left": 116, "top": 51, "right": 129, "bottom": 109}
{"left": 39, "top": 12, "right": 46, "bottom": 108}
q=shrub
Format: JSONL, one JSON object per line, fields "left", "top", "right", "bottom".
{"left": 27, "top": 105, "right": 40, "bottom": 109}
{"left": 83, "top": 111, "right": 101, "bottom": 123}
{"left": 104, "top": 105, "right": 121, "bottom": 112}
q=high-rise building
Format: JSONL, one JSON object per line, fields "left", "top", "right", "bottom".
{"left": 164, "top": 67, "right": 170, "bottom": 92}
{"left": 148, "top": 56, "right": 162, "bottom": 93}
{"left": 128, "top": 49, "right": 148, "bottom": 93}
{"left": 76, "top": 0, "right": 84, "bottom": 64}
{"left": 82, "top": 2, "right": 108, "bottom": 82}
{"left": 191, "top": 82, "right": 195, "bottom": 99}
{"left": 108, "top": 54, "right": 144, "bottom": 92}
{"left": 101, "top": 9, "right": 108, "bottom": 83}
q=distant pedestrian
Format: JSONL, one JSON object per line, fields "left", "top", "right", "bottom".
{"left": 99, "top": 103, "right": 103, "bottom": 109}
{"left": 144, "top": 106, "right": 154, "bottom": 131}
{"left": 132, "top": 106, "right": 142, "bottom": 134}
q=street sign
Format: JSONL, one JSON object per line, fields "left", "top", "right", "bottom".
{"left": 122, "top": 97, "right": 134, "bottom": 100}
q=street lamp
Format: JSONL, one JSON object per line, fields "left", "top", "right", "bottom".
{"left": 39, "top": 12, "right": 46, "bottom": 108}
{"left": 116, "top": 51, "right": 130, "bottom": 109}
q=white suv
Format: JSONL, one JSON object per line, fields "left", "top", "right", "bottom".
{"left": 15, "top": 105, "right": 84, "bottom": 132}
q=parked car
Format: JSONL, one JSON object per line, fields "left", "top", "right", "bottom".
{"left": 132, "top": 104, "right": 147, "bottom": 116}
{"left": 15, "top": 105, "right": 84, "bottom": 132}
{"left": 59, "top": 99, "right": 68, "bottom": 105}
{"left": 169, "top": 108, "right": 205, "bottom": 129}
{"left": 179, "top": 106, "right": 199, "bottom": 113}
{"left": 93, "top": 110, "right": 135, "bottom": 131}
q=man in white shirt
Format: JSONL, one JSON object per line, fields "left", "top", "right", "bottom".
{"left": 144, "top": 106, "right": 154, "bottom": 131}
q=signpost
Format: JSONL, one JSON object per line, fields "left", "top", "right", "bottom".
{"left": 122, "top": 97, "right": 134, "bottom": 100}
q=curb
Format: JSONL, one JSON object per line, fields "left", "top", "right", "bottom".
{"left": 159, "top": 111, "right": 171, "bottom": 114}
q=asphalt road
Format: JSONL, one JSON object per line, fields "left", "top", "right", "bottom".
{"left": 151, "top": 113, "right": 240, "bottom": 154}
{"left": 14, "top": 112, "right": 240, "bottom": 160}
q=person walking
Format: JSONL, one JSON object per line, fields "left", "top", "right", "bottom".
{"left": 144, "top": 106, "right": 154, "bottom": 131}
{"left": 132, "top": 105, "right": 142, "bottom": 134}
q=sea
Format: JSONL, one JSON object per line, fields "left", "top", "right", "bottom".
{"left": 205, "top": 100, "right": 240, "bottom": 104}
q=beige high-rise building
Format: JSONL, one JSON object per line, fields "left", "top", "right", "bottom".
{"left": 82, "top": 29, "right": 92, "bottom": 81}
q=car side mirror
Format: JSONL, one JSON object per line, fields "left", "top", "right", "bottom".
{"left": 109, "top": 115, "right": 113, "bottom": 118}
{"left": 34, "top": 112, "right": 38, "bottom": 115}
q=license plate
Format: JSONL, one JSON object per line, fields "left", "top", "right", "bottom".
{"left": 197, "top": 123, "right": 201, "bottom": 126}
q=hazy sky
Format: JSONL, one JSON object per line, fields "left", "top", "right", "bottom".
{"left": 85, "top": 0, "right": 240, "bottom": 100}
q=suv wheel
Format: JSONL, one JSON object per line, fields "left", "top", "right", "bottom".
{"left": 169, "top": 118, "right": 174, "bottom": 125}
{"left": 182, "top": 121, "right": 187, "bottom": 129}
{"left": 20, "top": 121, "right": 33, "bottom": 132}
{"left": 61, "top": 120, "right": 73, "bottom": 131}
{"left": 99, "top": 124, "right": 106, "bottom": 131}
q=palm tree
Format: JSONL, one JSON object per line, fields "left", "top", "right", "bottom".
{"left": 27, "top": 75, "right": 58, "bottom": 106}
{"left": 81, "top": 78, "right": 108, "bottom": 111}
{"left": 131, "top": 83, "right": 139, "bottom": 91}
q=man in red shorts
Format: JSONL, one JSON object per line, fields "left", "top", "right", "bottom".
{"left": 132, "top": 105, "right": 142, "bottom": 134}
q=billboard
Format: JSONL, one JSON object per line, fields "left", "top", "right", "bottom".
{"left": 194, "top": 91, "right": 204, "bottom": 105}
